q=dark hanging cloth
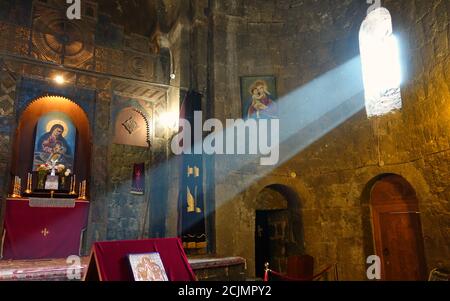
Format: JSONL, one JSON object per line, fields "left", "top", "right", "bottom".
{"left": 131, "top": 163, "right": 145, "bottom": 195}
{"left": 177, "top": 90, "right": 207, "bottom": 250}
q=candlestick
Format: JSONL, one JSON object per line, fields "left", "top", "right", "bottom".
{"left": 79, "top": 180, "right": 87, "bottom": 200}
{"left": 70, "top": 175, "right": 76, "bottom": 195}
{"left": 25, "top": 173, "right": 32, "bottom": 194}
{"left": 11, "top": 176, "right": 22, "bottom": 198}
{"left": 10, "top": 177, "right": 15, "bottom": 197}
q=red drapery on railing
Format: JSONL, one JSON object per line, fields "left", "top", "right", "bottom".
{"left": 264, "top": 264, "right": 335, "bottom": 281}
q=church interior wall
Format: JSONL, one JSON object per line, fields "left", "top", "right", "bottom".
{"left": 0, "top": 0, "right": 183, "bottom": 254}
{"left": 0, "top": 0, "right": 448, "bottom": 281}
{"left": 209, "top": 0, "right": 450, "bottom": 279}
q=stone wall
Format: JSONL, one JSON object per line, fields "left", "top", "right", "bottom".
{"left": 106, "top": 144, "right": 152, "bottom": 240}
{"left": 1, "top": 0, "right": 448, "bottom": 281}
{"left": 0, "top": 1, "right": 182, "bottom": 254}
{"left": 0, "top": 70, "right": 16, "bottom": 236}
{"left": 208, "top": 0, "right": 450, "bottom": 280}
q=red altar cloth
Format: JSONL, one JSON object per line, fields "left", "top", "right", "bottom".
{"left": 87, "top": 238, "right": 196, "bottom": 281}
{"left": 1, "top": 198, "right": 89, "bottom": 260}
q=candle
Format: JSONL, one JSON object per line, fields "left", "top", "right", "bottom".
{"left": 12, "top": 176, "right": 22, "bottom": 198}
{"left": 25, "top": 173, "right": 31, "bottom": 193}
{"left": 13, "top": 177, "right": 16, "bottom": 195}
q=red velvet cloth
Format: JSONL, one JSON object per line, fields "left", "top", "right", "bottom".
{"left": 90, "top": 238, "right": 196, "bottom": 281}
{"left": 1, "top": 199, "right": 89, "bottom": 260}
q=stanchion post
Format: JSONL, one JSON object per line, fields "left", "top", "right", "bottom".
{"left": 334, "top": 263, "right": 339, "bottom": 281}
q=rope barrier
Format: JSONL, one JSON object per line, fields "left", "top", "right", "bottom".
{"left": 264, "top": 264, "right": 335, "bottom": 282}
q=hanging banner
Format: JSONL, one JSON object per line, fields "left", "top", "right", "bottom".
{"left": 131, "top": 163, "right": 145, "bottom": 195}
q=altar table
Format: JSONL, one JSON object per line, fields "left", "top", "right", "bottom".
{"left": 1, "top": 198, "right": 89, "bottom": 260}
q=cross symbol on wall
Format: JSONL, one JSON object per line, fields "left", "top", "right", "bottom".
{"left": 41, "top": 228, "right": 50, "bottom": 237}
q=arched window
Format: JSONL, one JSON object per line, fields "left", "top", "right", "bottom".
{"left": 359, "top": 8, "right": 402, "bottom": 118}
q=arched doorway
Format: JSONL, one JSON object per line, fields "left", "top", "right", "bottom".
{"left": 370, "top": 174, "right": 427, "bottom": 280}
{"left": 254, "top": 184, "right": 304, "bottom": 278}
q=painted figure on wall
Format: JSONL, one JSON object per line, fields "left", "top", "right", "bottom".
{"left": 241, "top": 77, "right": 278, "bottom": 120}
{"left": 32, "top": 112, "right": 76, "bottom": 171}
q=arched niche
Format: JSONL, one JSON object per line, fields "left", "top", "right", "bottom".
{"left": 113, "top": 107, "right": 151, "bottom": 148}
{"left": 11, "top": 96, "right": 92, "bottom": 191}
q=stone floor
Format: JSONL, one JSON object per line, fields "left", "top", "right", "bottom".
{"left": 0, "top": 256, "right": 247, "bottom": 281}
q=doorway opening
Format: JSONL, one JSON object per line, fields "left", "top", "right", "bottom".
{"left": 254, "top": 184, "right": 304, "bottom": 278}
{"left": 370, "top": 174, "right": 427, "bottom": 280}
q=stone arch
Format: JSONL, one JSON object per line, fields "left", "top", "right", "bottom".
{"left": 360, "top": 167, "right": 431, "bottom": 207}
{"left": 229, "top": 176, "right": 311, "bottom": 278}
{"left": 255, "top": 183, "right": 305, "bottom": 249}
{"left": 245, "top": 175, "right": 313, "bottom": 211}
{"left": 21, "top": 95, "right": 90, "bottom": 120}
{"left": 16, "top": 78, "right": 96, "bottom": 126}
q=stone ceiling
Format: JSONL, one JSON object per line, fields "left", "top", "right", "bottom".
{"left": 97, "top": 0, "right": 183, "bottom": 36}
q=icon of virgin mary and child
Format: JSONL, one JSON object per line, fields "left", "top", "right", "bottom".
{"left": 244, "top": 80, "right": 278, "bottom": 120}
{"left": 34, "top": 124, "right": 74, "bottom": 170}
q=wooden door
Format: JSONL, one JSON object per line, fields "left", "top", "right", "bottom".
{"left": 371, "top": 175, "right": 427, "bottom": 281}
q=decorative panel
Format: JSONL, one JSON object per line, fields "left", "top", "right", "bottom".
{"left": 113, "top": 107, "right": 151, "bottom": 148}
{"left": 0, "top": 22, "right": 30, "bottom": 56}
{"left": 31, "top": 4, "right": 94, "bottom": 69}
{"left": 95, "top": 47, "right": 124, "bottom": 75}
